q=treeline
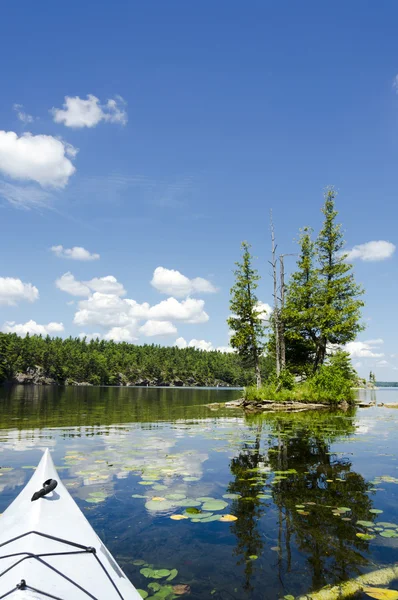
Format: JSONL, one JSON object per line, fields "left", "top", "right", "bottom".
{"left": 0, "top": 333, "right": 268, "bottom": 387}
{"left": 376, "top": 381, "right": 398, "bottom": 387}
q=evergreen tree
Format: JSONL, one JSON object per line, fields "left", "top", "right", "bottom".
{"left": 228, "top": 242, "right": 265, "bottom": 388}
{"left": 282, "top": 227, "right": 318, "bottom": 374}
{"left": 313, "top": 188, "right": 364, "bottom": 369}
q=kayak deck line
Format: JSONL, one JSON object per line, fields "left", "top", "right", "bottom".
{"left": 0, "top": 449, "right": 142, "bottom": 599}
{"left": 0, "top": 530, "right": 123, "bottom": 600}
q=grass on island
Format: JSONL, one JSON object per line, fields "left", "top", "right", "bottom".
{"left": 244, "top": 356, "right": 356, "bottom": 406}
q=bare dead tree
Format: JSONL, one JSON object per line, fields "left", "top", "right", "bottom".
{"left": 278, "top": 253, "right": 296, "bottom": 371}
{"left": 269, "top": 210, "right": 280, "bottom": 377}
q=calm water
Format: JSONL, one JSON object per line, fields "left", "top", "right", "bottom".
{"left": 0, "top": 386, "right": 398, "bottom": 599}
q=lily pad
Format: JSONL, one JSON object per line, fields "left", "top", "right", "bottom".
{"left": 222, "top": 493, "right": 241, "bottom": 499}
{"left": 183, "top": 476, "right": 200, "bottom": 482}
{"left": 257, "top": 494, "right": 272, "bottom": 499}
{"left": 145, "top": 500, "right": 174, "bottom": 512}
{"left": 201, "top": 500, "right": 228, "bottom": 511}
{"left": 356, "top": 533, "right": 376, "bottom": 540}
{"left": 170, "top": 514, "right": 188, "bottom": 520}
{"left": 369, "top": 509, "right": 384, "bottom": 514}
{"left": 148, "top": 583, "right": 162, "bottom": 592}
{"left": 185, "top": 507, "right": 201, "bottom": 515}
{"left": 378, "top": 522, "right": 398, "bottom": 528}
{"left": 137, "top": 590, "right": 148, "bottom": 598}
{"left": 196, "top": 497, "right": 215, "bottom": 502}
{"left": 380, "top": 530, "right": 398, "bottom": 538}
{"left": 248, "top": 555, "right": 258, "bottom": 560}
{"left": 132, "top": 559, "right": 146, "bottom": 566}
{"left": 165, "top": 493, "right": 186, "bottom": 501}
{"left": 166, "top": 569, "right": 178, "bottom": 582}
{"left": 201, "top": 515, "right": 221, "bottom": 522}
{"left": 173, "top": 499, "right": 202, "bottom": 508}
{"left": 172, "top": 584, "right": 191, "bottom": 595}
{"left": 219, "top": 514, "right": 238, "bottom": 522}
{"left": 357, "top": 521, "right": 374, "bottom": 528}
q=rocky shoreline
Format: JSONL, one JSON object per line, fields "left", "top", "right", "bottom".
{"left": 6, "top": 367, "right": 234, "bottom": 388}
{"left": 224, "top": 397, "right": 353, "bottom": 412}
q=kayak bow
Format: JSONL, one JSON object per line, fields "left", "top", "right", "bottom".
{"left": 0, "top": 449, "right": 142, "bottom": 599}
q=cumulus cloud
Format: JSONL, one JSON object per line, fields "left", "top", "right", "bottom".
{"left": 256, "top": 301, "right": 272, "bottom": 321}
{"left": 345, "top": 339, "right": 384, "bottom": 359}
{"left": 56, "top": 273, "right": 125, "bottom": 297}
{"left": 148, "top": 297, "right": 209, "bottom": 323}
{"left": 51, "top": 245, "right": 100, "bottom": 261}
{"left": 0, "top": 277, "right": 39, "bottom": 306}
{"left": 2, "top": 320, "right": 64, "bottom": 336}
{"left": 345, "top": 241, "right": 395, "bottom": 262}
{"left": 52, "top": 94, "right": 127, "bottom": 128}
{"left": 139, "top": 320, "right": 177, "bottom": 337}
{"left": 0, "top": 131, "right": 76, "bottom": 188}
{"left": 175, "top": 337, "right": 234, "bottom": 353}
{"left": 151, "top": 266, "right": 217, "bottom": 297}
{"left": 56, "top": 273, "right": 91, "bottom": 297}
{"left": 104, "top": 326, "right": 137, "bottom": 343}
{"left": 13, "top": 104, "right": 34, "bottom": 124}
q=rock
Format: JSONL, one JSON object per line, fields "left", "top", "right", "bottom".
{"left": 13, "top": 366, "right": 57, "bottom": 385}
{"left": 225, "top": 399, "right": 244, "bottom": 408}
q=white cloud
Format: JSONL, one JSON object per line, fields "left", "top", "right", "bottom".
{"left": 104, "top": 327, "right": 137, "bottom": 343}
{"left": 175, "top": 337, "right": 234, "bottom": 353}
{"left": 151, "top": 266, "right": 217, "bottom": 297}
{"left": 73, "top": 292, "right": 208, "bottom": 334}
{"left": 51, "top": 245, "right": 100, "bottom": 261}
{"left": 2, "top": 320, "right": 64, "bottom": 336}
{"left": 56, "top": 273, "right": 125, "bottom": 297}
{"left": 346, "top": 241, "right": 396, "bottom": 262}
{"left": 0, "top": 277, "right": 39, "bottom": 306}
{"left": 56, "top": 273, "right": 90, "bottom": 297}
{"left": 256, "top": 301, "right": 272, "bottom": 321}
{"left": 52, "top": 94, "right": 127, "bottom": 128}
{"left": 345, "top": 339, "right": 384, "bottom": 359}
{"left": 139, "top": 320, "right": 177, "bottom": 337}
{"left": 0, "top": 131, "right": 76, "bottom": 188}
{"left": 13, "top": 104, "right": 34, "bottom": 124}
{"left": 148, "top": 297, "right": 209, "bottom": 323}
{"left": 86, "top": 276, "right": 125, "bottom": 296}
{"left": 393, "top": 75, "right": 398, "bottom": 93}
{"left": 376, "top": 360, "right": 389, "bottom": 367}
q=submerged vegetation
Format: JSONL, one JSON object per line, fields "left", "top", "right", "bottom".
{"left": 230, "top": 188, "right": 364, "bottom": 405}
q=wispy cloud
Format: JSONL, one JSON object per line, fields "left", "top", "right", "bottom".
{"left": 13, "top": 104, "right": 34, "bottom": 124}
{"left": 0, "top": 181, "right": 54, "bottom": 210}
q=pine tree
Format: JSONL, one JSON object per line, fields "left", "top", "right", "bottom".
{"left": 313, "top": 188, "right": 364, "bottom": 370}
{"left": 282, "top": 227, "right": 318, "bottom": 373}
{"left": 228, "top": 242, "right": 265, "bottom": 388}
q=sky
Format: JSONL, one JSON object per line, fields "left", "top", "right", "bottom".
{"left": 0, "top": 1, "right": 397, "bottom": 380}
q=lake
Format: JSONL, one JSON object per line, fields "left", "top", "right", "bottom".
{"left": 0, "top": 385, "right": 397, "bottom": 600}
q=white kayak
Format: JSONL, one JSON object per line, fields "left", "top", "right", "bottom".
{"left": 0, "top": 448, "right": 142, "bottom": 599}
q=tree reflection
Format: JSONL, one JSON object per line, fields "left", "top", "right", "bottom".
{"left": 227, "top": 409, "right": 375, "bottom": 595}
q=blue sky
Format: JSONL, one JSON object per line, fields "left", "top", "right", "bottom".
{"left": 0, "top": 1, "right": 397, "bottom": 379}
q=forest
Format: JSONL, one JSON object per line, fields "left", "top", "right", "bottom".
{"left": 0, "top": 333, "right": 268, "bottom": 387}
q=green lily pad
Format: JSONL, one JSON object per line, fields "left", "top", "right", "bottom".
{"left": 166, "top": 569, "right": 178, "bottom": 582}
{"left": 132, "top": 494, "right": 148, "bottom": 499}
{"left": 201, "top": 500, "right": 228, "bottom": 511}
{"left": 357, "top": 521, "right": 374, "bottom": 527}
{"left": 133, "top": 559, "right": 146, "bottom": 566}
{"left": 137, "top": 590, "right": 148, "bottom": 598}
{"left": 249, "top": 555, "right": 258, "bottom": 560}
{"left": 145, "top": 500, "right": 174, "bottom": 512}
{"left": 257, "top": 494, "right": 272, "bottom": 499}
{"left": 138, "top": 481, "right": 155, "bottom": 486}
{"left": 201, "top": 515, "right": 221, "bottom": 522}
{"left": 222, "top": 493, "right": 241, "bottom": 499}
{"left": 183, "top": 476, "right": 200, "bottom": 482}
{"left": 153, "top": 484, "right": 168, "bottom": 491}
{"left": 356, "top": 533, "right": 375, "bottom": 540}
{"left": 337, "top": 507, "right": 351, "bottom": 513}
{"left": 369, "top": 509, "right": 383, "bottom": 514}
{"left": 378, "top": 523, "right": 398, "bottom": 528}
{"left": 148, "top": 583, "right": 162, "bottom": 592}
{"left": 165, "top": 493, "right": 186, "bottom": 501}
{"left": 295, "top": 505, "right": 305, "bottom": 509}
{"left": 380, "top": 530, "right": 398, "bottom": 538}
{"left": 185, "top": 507, "right": 201, "bottom": 515}
{"left": 173, "top": 499, "right": 202, "bottom": 508}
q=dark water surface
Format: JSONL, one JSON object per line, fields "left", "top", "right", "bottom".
{"left": 0, "top": 386, "right": 398, "bottom": 599}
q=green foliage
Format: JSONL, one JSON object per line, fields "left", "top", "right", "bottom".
{"left": 0, "top": 332, "right": 263, "bottom": 388}
{"left": 228, "top": 242, "right": 265, "bottom": 387}
{"left": 281, "top": 188, "right": 364, "bottom": 374}
{"left": 245, "top": 350, "right": 356, "bottom": 405}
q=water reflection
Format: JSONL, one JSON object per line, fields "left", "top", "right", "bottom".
{"left": 227, "top": 410, "right": 376, "bottom": 596}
